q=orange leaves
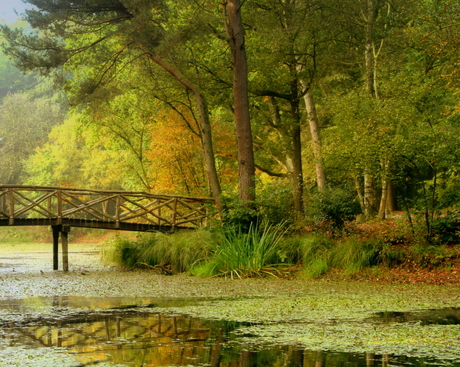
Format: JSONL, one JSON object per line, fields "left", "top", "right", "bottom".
{"left": 144, "top": 111, "right": 238, "bottom": 196}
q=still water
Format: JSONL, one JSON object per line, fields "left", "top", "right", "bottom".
{"left": 1, "top": 296, "right": 459, "bottom": 367}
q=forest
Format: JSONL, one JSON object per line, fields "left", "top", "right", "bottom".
{"left": 1, "top": 0, "right": 460, "bottom": 278}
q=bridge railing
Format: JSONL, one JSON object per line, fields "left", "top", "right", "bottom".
{"left": 0, "top": 185, "right": 214, "bottom": 229}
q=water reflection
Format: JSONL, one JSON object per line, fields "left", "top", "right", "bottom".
{"left": 6, "top": 313, "right": 235, "bottom": 366}
{"left": 371, "top": 308, "right": 460, "bottom": 325}
{"left": 1, "top": 297, "right": 460, "bottom": 366}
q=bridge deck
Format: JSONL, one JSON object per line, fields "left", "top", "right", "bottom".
{"left": 0, "top": 185, "right": 215, "bottom": 271}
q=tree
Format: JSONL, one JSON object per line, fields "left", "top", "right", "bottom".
{"left": 319, "top": 0, "right": 460, "bottom": 226}
{"left": 1, "top": 0, "right": 225, "bottom": 210}
{"left": 242, "top": 0, "right": 335, "bottom": 215}
{"left": 0, "top": 21, "right": 38, "bottom": 100}
{"left": 223, "top": 0, "right": 256, "bottom": 205}
{"left": 24, "top": 115, "right": 130, "bottom": 189}
{"left": 0, "top": 93, "right": 64, "bottom": 183}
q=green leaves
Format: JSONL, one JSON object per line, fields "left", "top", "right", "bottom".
{"left": 0, "top": 92, "right": 65, "bottom": 184}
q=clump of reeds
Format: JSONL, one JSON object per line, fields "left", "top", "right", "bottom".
{"left": 192, "top": 223, "right": 290, "bottom": 278}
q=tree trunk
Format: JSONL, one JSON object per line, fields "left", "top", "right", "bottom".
{"left": 354, "top": 173, "right": 365, "bottom": 214}
{"left": 224, "top": 0, "right": 256, "bottom": 204}
{"left": 266, "top": 89, "right": 304, "bottom": 216}
{"left": 140, "top": 48, "right": 224, "bottom": 212}
{"left": 195, "top": 92, "right": 224, "bottom": 212}
{"left": 378, "top": 180, "right": 388, "bottom": 220}
{"left": 286, "top": 63, "right": 304, "bottom": 217}
{"left": 364, "top": 169, "right": 377, "bottom": 218}
{"left": 303, "top": 89, "right": 326, "bottom": 191}
{"left": 378, "top": 159, "right": 393, "bottom": 220}
{"left": 386, "top": 180, "right": 396, "bottom": 212}
{"left": 365, "top": 0, "right": 379, "bottom": 96}
{"left": 291, "top": 121, "right": 304, "bottom": 216}
{"left": 362, "top": 0, "right": 380, "bottom": 219}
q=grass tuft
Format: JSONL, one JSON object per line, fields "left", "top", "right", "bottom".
{"left": 103, "top": 229, "right": 212, "bottom": 272}
{"left": 300, "top": 234, "right": 405, "bottom": 277}
{"left": 300, "top": 234, "right": 333, "bottom": 278}
{"left": 192, "top": 223, "right": 290, "bottom": 278}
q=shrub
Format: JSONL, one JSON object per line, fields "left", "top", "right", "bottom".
{"left": 330, "top": 238, "right": 385, "bottom": 274}
{"left": 300, "top": 234, "right": 334, "bottom": 278}
{"left": 220, "top": 183, "right": 296, "bottom": 230}
{"left": 408, "top": 244, "right": 458, "bottom": 269}
{"left": 275, "top": 236, "right": 304, "bottom": 264}
{"left": 104, "top": 237, "right": 141, "bottom": 268}
{"left": 0, "top": 226, "right": 50, "bottom": 243}
{"left": 257, "top": 183, "right": 295, "bottom": 226}
{"left": 306, "top": 187, "right": 361, "bottom": 231}
{"left": 304, "top": 258, "right": 329, "bottom": 278}
{"left": 220, "top": 192, "right": 259, "bottom": 232}
{"left": 430, "top": 211, "right": 460, "bottom": 245}
{"left": 354, "top": 217, "right": 414, "bottom": 246}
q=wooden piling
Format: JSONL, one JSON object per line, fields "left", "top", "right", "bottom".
{"left": 52, "top": 224, "right": 70, "bottom": 272}
{"left": 62, "top": 225, "right": 70, "bottom": 272}
{"left": 52, "top": 225, "right": 60, "bottom": 270}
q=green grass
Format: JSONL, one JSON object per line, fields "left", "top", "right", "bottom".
{"left": 300, "top": 234, "right": 405, "bottom": 277}
{"left": 300, "top": 234, "right": 333, "bottom": 278}
{"left": 103, "top": 222, "right": 455, "bottom": 278}
{"left": 103, "top": 229, "right": 212, "bottom": 272}
{"left": 329, "top": 238, "right": 384, "bottom": 274}
{"left": 192, "top": 223, "right": 290, "bottom": 278}
{"left": 0, "top": 227, "right": 49, "bottom": 243}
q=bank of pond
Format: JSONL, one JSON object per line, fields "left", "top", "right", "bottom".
{"left": 103, "top": 221, "right": 460, "bottom": 281}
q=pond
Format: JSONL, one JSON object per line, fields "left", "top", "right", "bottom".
{"left": 1, "top": 242, "right": 460, "bottom": 366}
{"left": 1, "top": 296, "right": 460, "bottom": 367}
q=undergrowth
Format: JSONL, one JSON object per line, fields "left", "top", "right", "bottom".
{"left": 0, "top": 226, "right": 50, "bottom": 243}
{"left": 103, "top": 214, "right": 460, "bottom": 278}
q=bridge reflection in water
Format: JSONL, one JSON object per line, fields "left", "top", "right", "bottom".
{"left": 3, "top": 296, "right": 240, "bottom": 366}
{"left": 1, "top": 296, "right": 444, "bottom": 367}
{"left": 0, "top": 185, "right": 214, "bottom": 271}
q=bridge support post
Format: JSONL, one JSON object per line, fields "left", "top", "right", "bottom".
{"left": 51, "top": 225, "right": 70, "bottom": 272}
{"left": 62, "top": 225, "right": 70, "bottom": 272}
{"left": 52, "top": 225, "right": 60, "bottom": 270}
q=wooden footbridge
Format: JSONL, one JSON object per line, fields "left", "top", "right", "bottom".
{"left": 0, "top": 185, "right": 214, "bottom": 271}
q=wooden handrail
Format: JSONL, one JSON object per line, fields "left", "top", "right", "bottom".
{"left": 0, "top": 185, "right": 214, "bottom": 230}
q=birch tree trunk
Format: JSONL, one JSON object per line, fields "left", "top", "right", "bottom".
{"left": 364, "top": 168, "right": 378, "bottom": 217}
{"left": 303, "top": 89, "right": 326, "bottom": 191}
{"left": 363, "top": 0, "right": 380, "bottom": 218}
{"left": 378, "top": 159, "right": 392, "bottom": 219}
{"left": 365, "top": 0, "right": 379, "bottom": 96}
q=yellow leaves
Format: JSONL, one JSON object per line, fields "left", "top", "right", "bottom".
{"left": 144, "top": 110, "right": 238, "bottom": 196}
